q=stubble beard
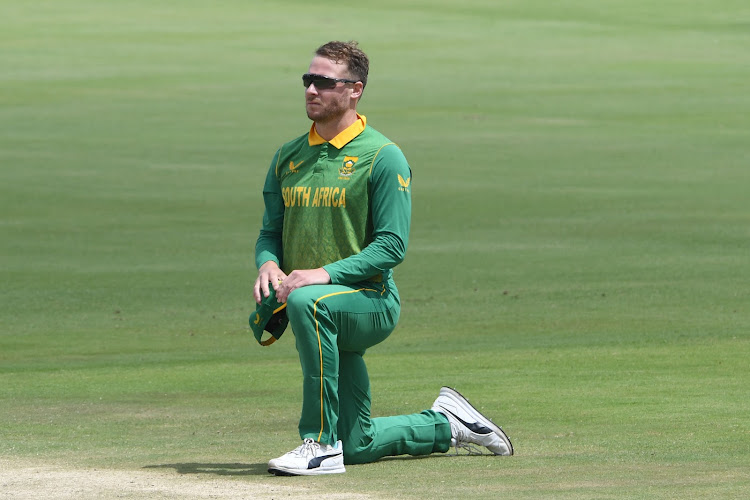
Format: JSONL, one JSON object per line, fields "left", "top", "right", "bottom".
{"left": 306, "top": 95, "right": 349, "bottom": 124}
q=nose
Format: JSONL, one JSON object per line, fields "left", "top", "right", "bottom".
{"left": 305, "top": 83, "right": 318, "bottom": 95}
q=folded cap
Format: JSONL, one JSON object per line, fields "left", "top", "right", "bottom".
{"left": 249, "top": 287, "right": 288, "bottom": 346}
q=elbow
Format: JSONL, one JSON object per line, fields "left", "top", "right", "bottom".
{"left": 387, "top": 235, "right": 408, "bottom": 267}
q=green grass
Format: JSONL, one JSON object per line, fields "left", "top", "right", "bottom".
{"left": 1, "top": 0, "right": 749, "bottom": 498}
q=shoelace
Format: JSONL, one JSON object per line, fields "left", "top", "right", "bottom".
{"left": 451, "top": 428, "right": 487, "bottom": 456}
{"left": 293, "top": 438, "right": 321, "bottom": 458}
{"left": 453, "top": 442, "right": 485, "bottom": 455}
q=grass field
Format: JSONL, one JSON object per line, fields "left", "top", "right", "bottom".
{"left": 1, "top": 1, "right": 749, "bottom": 498}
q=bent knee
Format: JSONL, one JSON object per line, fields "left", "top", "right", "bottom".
{"left": 285, "top": 286, "right": 319, "bottom": 319}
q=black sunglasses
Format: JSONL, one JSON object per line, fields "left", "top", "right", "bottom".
{"left": 302, "top": 73, "right": 359, "bottom": 90}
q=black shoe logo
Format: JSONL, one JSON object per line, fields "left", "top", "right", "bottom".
{"left": 307, "top": 450, "right": 343, "bottom": 469}
{"left": 444, "top": 408, "right": 493, "bottom": 435}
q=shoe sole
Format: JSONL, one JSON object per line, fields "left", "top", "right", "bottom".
{"left": 440, "top": 386, "right": 514, "bottom": 456}
{"left": 268, "top": 465, "right": 346, "bottom": 476}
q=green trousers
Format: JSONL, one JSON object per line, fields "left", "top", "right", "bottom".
{"left": 285, "top": 282, "right": 451, "bottom": 465}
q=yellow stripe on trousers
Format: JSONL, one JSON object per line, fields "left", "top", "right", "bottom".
{"left": 313, "top": 287, "right": 376, "bottom": 443}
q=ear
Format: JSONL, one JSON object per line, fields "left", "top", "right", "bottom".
{"left": 350, "top": 81, "right": 364, "bottom": 100}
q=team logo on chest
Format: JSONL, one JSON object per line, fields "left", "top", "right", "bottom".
{"left": 339, "top": 156, "right": 358, "bottom": 180}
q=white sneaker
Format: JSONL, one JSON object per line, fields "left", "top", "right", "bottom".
{"left": 431, "top": 386, "right": 513, "bottom": 456}
{"left": 268, "top": 438, "right": 346, "bottom": 476}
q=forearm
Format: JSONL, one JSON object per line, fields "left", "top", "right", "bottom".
{"left": 255, "top": 150, "right": 285, "bottom": 270}
{"left": 255, "top": 228, "right": 282, "bottom": 270}
{"left": 323, "top": 231, "right": 406, "bottom": 283}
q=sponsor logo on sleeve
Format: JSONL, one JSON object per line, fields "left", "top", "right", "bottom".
{"left": 398, "top": 174, "right": 411, "bottom": 192}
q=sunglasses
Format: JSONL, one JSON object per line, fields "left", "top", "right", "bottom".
{"left": 302, "top": 73, "right": 359, "bottom": 90}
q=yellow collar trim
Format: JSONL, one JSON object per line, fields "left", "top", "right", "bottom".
{"left": 308, "top": 114, "right": 367, "bottom": 149}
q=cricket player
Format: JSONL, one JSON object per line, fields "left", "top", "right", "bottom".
{"left": 253, "top": 41, "right": 513, "bottom": 476}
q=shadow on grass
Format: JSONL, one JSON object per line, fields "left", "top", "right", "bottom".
{"left": 144, "top": 462, "right": 268, "bottom": 476}
{"left": 377, "top": 454, "right": 452, "bottom": 462}
{"left": 144, "top": 453, "right": 456, "bottom": 477}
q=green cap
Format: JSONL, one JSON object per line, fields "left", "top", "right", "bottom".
{"left": 249, "top": 287, "right": 288, "bottom": 346}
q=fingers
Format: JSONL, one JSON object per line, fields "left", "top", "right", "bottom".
{"left": 275, "top": 279, "right": 291, "bottom": 304}
{"left": 275, "top": 272, "right": 302, "bottom": 303}
{"left": 271, "top": 273, "right": 287, "bottom": 290}
{"left": 275, "top": 268, "right": 330, "bottom": 303}
{"left": 252, "top": 276, "right": 265, "bottom": 305}
{"left": 257, "top": 267, "right": 330, "bottom": 304}
{"left": 253, "top": 262, "right": 287, "bottom": 304}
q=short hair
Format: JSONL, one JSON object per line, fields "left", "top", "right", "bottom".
{"left": 315, "top": 40, "right": 369, "bottom": 89}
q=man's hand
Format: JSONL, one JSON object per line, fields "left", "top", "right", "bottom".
{"left": 276, "top": 268, "right": 331, "bottom": 303}
{"left": 253, "top": 261, "right": 287, "bottom": 304}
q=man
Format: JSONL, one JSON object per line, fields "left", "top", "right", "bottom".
{"left": 253, "top": 41, "right": 513, "bottom": 476}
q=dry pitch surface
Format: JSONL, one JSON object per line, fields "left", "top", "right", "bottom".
{"left": 0, "top": 458, "right": 379, "bottom": 500}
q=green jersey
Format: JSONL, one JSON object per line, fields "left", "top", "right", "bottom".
{"left": 255, "top": 115, "right": 412, "bottom": 286}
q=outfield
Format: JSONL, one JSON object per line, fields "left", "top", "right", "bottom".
{"left": 1, "top": 1, "right": 749, "bottom": 498}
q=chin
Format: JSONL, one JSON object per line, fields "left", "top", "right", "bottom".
{"left": 306, "top": 105, "right": 319, "bottom": 117}
{"left": 307, "top": 110, "right": 329, "bottom": 122}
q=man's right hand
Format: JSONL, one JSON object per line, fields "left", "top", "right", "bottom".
{"left": 253, "top": 261, "right": 287, "bottom": 305}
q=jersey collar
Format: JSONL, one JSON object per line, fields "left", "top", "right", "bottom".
{"left": 308, "top": 114, "right": 367, "bottom": 149}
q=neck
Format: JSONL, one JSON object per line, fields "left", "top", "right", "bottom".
{"left": 314, "top": 110, "right": 358, "bottom": 142}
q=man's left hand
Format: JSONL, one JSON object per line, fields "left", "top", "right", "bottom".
{"left": 276, "top": 268, "right": 331, "bottom": 303}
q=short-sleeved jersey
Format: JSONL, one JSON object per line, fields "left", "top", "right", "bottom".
{"left": 255, "top": 114, "right": 412, "bottom": 287}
